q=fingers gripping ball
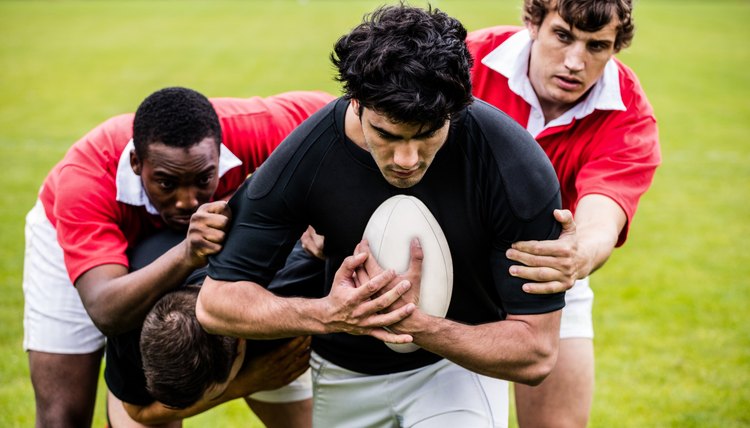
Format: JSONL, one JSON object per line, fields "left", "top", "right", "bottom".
{"left": 363, "top": 195, "right": 453, "bottom": 353}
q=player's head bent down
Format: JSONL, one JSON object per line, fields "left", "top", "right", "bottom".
{"left": 332, "top": 4, "right": 473, "bottom": 189}
{"left": 140, "top": 285, "right": 245, "bottom": 409}
{"left": 131, "top": 87, "right": 222, "bottom": 230}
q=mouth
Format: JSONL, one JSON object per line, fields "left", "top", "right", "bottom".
{"left": 554, "top": 75, "right": 582, "bottom": 91}
{"left": 169, "top": 215, "right": 192, "bottom": 227}
{"left": 391, "top": 169, "right": 419, "bottom": 179}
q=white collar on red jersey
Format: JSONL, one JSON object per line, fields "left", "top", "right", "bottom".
{"left": 115, "top": 139, "right": 242, "bottom": 215}
{"left": 481, "top": 29, "right": 626, "bottom": 137}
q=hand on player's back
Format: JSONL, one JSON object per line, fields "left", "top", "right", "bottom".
{"left": 506, "top": 209, "right": 579, "bottom": 294}
{"left": 228, "top": 336, "right": 312, "bottom": 399}
{"left": 185, "top": 201, "right": 232, "bottom": 268}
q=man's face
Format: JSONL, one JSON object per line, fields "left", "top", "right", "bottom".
{"left": 527, "top": 9, "right": 619, "bottom": 117}
{"left": 356, "top": 103, "right": 450, "bottom": 189}
{"left": 131, "top": 138, "right": 220, "bottom": 230}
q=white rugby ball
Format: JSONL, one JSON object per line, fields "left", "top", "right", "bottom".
{"left": 363, "top": 195, "right": 453, "bottom": 353}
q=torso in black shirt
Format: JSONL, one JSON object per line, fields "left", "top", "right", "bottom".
{"left": 208, "top": 97, "right": 564, "bottom": 375}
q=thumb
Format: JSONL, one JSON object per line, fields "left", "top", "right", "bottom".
{"left": 205, "top": 200, "right": 232, "bottom": 222}
{"left": 408, "top": 237, "right": 424, "bottom": 273}
{"left": 554, "top": 209, "right": 575, "bottom": 233}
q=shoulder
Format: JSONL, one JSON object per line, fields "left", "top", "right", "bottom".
{"left": 211, "top": 91, "right": 335, "bottom": 120}
{"left": 463, "top": 100, "right": 560, "bottom": 220}
{"left": 613, "top": 58, "right": 656, "bottom": 120}
{"left": 243, "top": 98, "right": 342, "bottom": 200}
{"left": 466, "top": 25, "right": 522, "bottom": 58}
{"left": 265, "top": 90, "right": 337, "bottom": 113}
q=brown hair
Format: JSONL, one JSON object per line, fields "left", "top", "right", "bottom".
{"left": 140, "top": 285, "right": 239, "bottom": 409}
{"left": 523, "top": 0, "right": 635, "bottom": 51}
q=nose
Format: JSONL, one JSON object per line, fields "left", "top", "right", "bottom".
{"left": 175, "top": 186, "right": 200, "bottom": 212}
{"left": 393, "top": 143, "right": 419, "bottom": 170}
{"left": 564, "top": 43, "right": 586, "bottom": 73}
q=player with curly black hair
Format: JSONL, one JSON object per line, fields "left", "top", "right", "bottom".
{"left": 198, "top": 5, "right": 564, "bottom": 426}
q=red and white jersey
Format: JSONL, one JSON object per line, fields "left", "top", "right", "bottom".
{"left": 39, "top": 91, "right": 334, "bottom": 283}
{"left": 467, "top": 26, "right": 661, "bottom": 245}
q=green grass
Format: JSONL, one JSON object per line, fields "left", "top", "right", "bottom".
{"left": 1, "top": 0, "right": 748, "bottom": 426}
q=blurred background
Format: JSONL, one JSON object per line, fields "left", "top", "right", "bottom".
{"left": 0, "top": 1, "right": 748, "bottom": 426}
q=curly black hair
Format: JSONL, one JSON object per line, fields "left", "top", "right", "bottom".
{"left": 132, "top": 87, "right": 222, "bottom": 160}
{"left": 331, "top": 3, "right": 473, "bottom": 129}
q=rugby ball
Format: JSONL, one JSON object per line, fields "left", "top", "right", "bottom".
{"left": 363, "top": 195, "right": 453, "bottom": 353}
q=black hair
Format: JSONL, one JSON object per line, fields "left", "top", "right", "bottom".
{"left": 331, "top": 3, "right": 473, "bottom": 129}
{"left": 132, "top": 87, "right": 222, "bottom": 160}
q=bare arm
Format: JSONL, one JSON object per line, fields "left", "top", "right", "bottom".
{"left": 197, "top": 252, "right": 417, "bottom": 343}
{"left": 122, "top": 337, "right": 311, "bottom": 424}
{"left": 357, "top": 241, "right": 561, "bottom": 385}
{"left": 76, "top": 201, "right": 230, "bottom": 335}
{"left": 506, "top": 194, "right": 627, "bottom": 294}
{"left": 398, "top": 310, "right": 560, "bottom": 385}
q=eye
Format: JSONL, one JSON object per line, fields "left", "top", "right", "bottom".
{"left": 420, "top": 130, "right": 438, "bottom": 140}
{"left": 377, "top": 130, "right": 400, "bottom": 141}
{"left": 588, "top": 41, "right": 609, "bottom": 53}
{"left": 197, "top": 173, "right": 215, "bottom": 187}
{"left": 156, "top": 179, "right": 175, "bottom": 191}
{"left": 555, "top": 30, "right": 572, "bottom": 43}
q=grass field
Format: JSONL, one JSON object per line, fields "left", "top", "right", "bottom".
{"left": 1, "top": 1, "right": 748, "bottom": 426}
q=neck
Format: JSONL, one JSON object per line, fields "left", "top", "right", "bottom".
{"left": 538, "top": 98, "right": 577, "bottom": 124}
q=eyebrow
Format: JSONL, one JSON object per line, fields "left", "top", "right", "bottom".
{"left": 552, "top": 23, "right": 614, "bottom": 46}
{"left": 370, "top": 123, "right": 441, "bottom": 140}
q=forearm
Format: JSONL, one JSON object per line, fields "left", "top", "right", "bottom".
{"left": 574, "top": 194, "right": 627, "bottom": 277}
{"left": 197, "top": 277, "right": 329, "bottom": 339}
{"left": 405, "top": 311, "right": 561, "bottom": 385}
{"left": 124, "top": 392, "right": 244, "bottom": 425}
{"left": 77, "top": 242, "right": 199, "bottom": 335}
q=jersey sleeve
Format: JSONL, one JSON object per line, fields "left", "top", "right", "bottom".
{"left": 470, "top": 100, "right": 566, "bottom": 315}
{"left": 55, "top": 167, "right": 130, "bottom": 283}
{"left": 206, "top": 122, "right": 323, "bottom": 285}
{"left": 211, "top": 92, "right": 335, "bottom": 201}
{"left": 50, "top": 119, "right": 134, "bottom": 284}
{"left": 574, "top": 74, "right": 661, "bottom": 246}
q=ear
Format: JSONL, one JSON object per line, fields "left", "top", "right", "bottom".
{"left": 525, "top": 21, "right": 539, "bottom": 40}
{"left": 130, "top": 149, "right": 143, "bottom": 176}
{"left": 350, "top": 98, "right": 361, "bottom": 117}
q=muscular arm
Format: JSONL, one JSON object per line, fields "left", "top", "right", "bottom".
{"left": 197, "top": 252, "right": 416, "bottom": 343}
{"left": 357, "top": 241, "right": 561, "bottom": 385}
{"left": 122, "top": 336, "right": 312, "bottom": 425}
{"left": 507, "top": 194, "right": 627, "bottom": 294}
{"left": 76, "top": 202, "right": 229, "bottom": 335}
{"left": 397, "top": 310, "right": 561, "bottom": 385}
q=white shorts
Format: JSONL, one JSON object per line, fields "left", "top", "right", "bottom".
{"left": 560, "top": 277, "right": 594, "bottom": 340}
{"left": 249, "top": 368, "right": 313, "bottom": 403}
{"left": 23, "top": 200, "right": 106, "bottom": 354}
{"left": 310, "top": 352, "right": 508, "bottom": 428}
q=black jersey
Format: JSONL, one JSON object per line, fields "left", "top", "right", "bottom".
{"left": 208, "top": 97, "right": 564, "bottom": 375}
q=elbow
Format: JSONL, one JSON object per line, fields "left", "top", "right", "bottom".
{"left": 88, "top": 309, "right": 122, "bottom": 337}
{"left": 195, "top": 281, "right": 221, "bottom": 334}
{"left": 516, "top": 339, "right": 559, "bottom": 386}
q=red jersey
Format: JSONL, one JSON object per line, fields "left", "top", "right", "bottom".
{"left": 39, "top": 91, "right": 334, "bottom": 283}
{"left": 467, "top": 26, "right": 661, "bottom": 246}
